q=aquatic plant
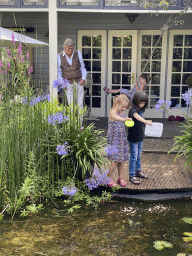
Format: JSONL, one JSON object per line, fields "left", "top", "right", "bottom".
{"left": 153, "top": 241, "right": 173, "bottom": 251}
{"left": 182, "top": 217, "right": 192, "bottom": 224}
{"left": 182, "top": 232, "right": 192, "bottom": 243}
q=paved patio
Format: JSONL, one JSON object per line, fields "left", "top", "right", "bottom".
{"left": 87, "top": 117, "right": 192, "bottom": 193}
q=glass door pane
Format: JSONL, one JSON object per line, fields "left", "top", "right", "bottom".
{"left": 78, "top": 31, "right": 106, "bottom": 117}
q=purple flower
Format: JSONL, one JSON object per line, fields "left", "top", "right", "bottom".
{"left": 62, "top": 185, "right": 78, "bottom": 196}
{"left": 182, "top": 89, "right": 192, "bottom": 106}
{"left": 53, "top": 78, "right": 69, "bottom": 91}
{"left": 84, "top": 169, "right": 110, "bottom": 190}
{"left": 56, "top": 143, "right": 69, "bottom": 156}
{"left": 30, "top": 96, "right": 41, "bottom": 106}
{"left": 0, "top": 61, "right": 3, "bottom": 67}
{"left": 28, "top": 67, "right": 33, "bottom": 75}
{"left": 6, "top": 49, "right": 10, "bottom": 55}
{"left": 47, "top": 112, "right": 68, "bottom": 125}
{"left": 18, "top": 43, "right": 22, "bottom": 54}
{"left": 155, "top": 100, "right": 171, "bottom": 112}
{"left": 26, "top": 52, "right": 29, "bottom": 59}
{"left": 12, "top": 34, "right": 15, "bottom": 44}
{"left": 104, "top": 145, "right": 118, "bottom": 156}
{"left": 7, "top": 63, "right": 11, "bottom": 68}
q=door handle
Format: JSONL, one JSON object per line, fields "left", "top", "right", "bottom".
{"left": 131, "top": 73, "right": 135, "bottom": 84}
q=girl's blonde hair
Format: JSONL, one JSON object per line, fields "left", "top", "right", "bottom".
{"left": 112, "top": 94, "right": 129, "bottom": 108}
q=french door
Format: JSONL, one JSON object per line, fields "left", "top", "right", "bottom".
{"left": 167, "top": 30, "right": 192, "bottom": 118}
{"left": 78, "top": 30, "right": 167, "bottom": 118}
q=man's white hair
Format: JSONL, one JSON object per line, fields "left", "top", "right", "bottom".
{"left": 63, "top": 38, "right": 74, "bottom": 48}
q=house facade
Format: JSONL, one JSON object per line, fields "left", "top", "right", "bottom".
{"left": 0, "top": 0, "right": 192, "bottom": 118}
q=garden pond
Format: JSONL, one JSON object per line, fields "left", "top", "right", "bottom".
{"left": 0, "top": 197, "right": 192, "bottom": 256}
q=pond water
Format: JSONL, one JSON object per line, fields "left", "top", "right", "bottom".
{"left": 0, "top": 197, "right": 192, "bottom": 256}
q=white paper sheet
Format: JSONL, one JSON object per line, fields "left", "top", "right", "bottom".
{"left": 144, "top": 122, "right": 163, "bottom": 137}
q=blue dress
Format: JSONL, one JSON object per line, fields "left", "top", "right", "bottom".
{"left": 107, "top": 112, "right": 129, "bottom": 162}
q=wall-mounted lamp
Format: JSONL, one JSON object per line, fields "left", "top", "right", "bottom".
{"left": 125, "top": 13, "right": 139, "bottom": 23}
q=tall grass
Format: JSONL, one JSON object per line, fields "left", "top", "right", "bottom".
{"left": 0, "top": 38, "right": 107, "bottom": 216}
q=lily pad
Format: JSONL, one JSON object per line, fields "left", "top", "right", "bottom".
{"left": 182, "top": 232, "right": 192, "bottom": 243}
{"left": 153, "top": 241, "right": 173, "bottom": 251}
{"left": 177, "top": 254, "right": 187, "bottom": 256}
{"left": 182, "top": 217, "right": 192, "bottom": 224}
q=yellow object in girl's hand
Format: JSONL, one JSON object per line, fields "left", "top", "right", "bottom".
{"left": 125, "top": 120, "right": 135, "bottom": 127}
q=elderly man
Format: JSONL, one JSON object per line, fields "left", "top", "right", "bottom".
{"left": 57, "top": 38, "right": 87, "bottom": 122}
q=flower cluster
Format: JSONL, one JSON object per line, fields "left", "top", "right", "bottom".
{"left": 53, "top": 78, "right": 70, "bottom": 92}
{"left": 84, "top": 169, "right": 110, "bottom": 190}
{"left": 56, "top": 142, "right": 69, "bottom": 156}
{"left": 155, "top": 100, "right": 171, "bottom": 112}
{"left": 47, "top": 112, "right": 68, "bottom": 125}
{"left": 182, "top": 89, "right": 192, "bottom": 106}
{"left": 104, "top": 145, "right": 118, "bottom": 156}
{"left": 62, "top": 185, "right": 78, "bottom": 196}
{"left": 22, "top": 94, "right": 52, "bottom": 106}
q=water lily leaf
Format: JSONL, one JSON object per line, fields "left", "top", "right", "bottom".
{"left": 182, "top": 237, "right": 192, "bottom": 243}
{"left": 182, "top": 217, "right": 192, "bottom": 224}
{"left": 183, "top": 232, "right": 192, "bottom": 237}
{"left": 177, "top": 253, "right": 187, "bottom": 256}
{"left": 153, "top": 241, "right": 173, "bottom": 251}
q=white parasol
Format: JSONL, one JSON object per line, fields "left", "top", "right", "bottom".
{"left": 0, "top": 27, "right": 48, "bottom": 47}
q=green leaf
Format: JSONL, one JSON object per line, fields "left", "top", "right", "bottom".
{"left": 183, "top": 232, "right": 192, "bottom": 237}
{"left": 153, "top": 241, "right": 173, "bottom": 251}
{"left": 182, "top": 217, "right": 192, "bottom": 224}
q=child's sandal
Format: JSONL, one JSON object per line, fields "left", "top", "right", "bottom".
{"left": 107, "top": 179, "right": 119, "bottom": 188}
{"left": 117, "top": 178, "right": 127, "bottom": 187}
{"left": 136, "top": 171, "right": 149, "bottom": 179}
{"left": 129, "top": 177, "right": 140, "bottom": 185}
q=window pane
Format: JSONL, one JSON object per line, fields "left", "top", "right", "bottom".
{"left": 0, "top": 0, "right": 15, "bottom": 4}
{"left": 59, "top": 0, "right": 99, "bottom": 6}
{"left": 113, "top": 37, "right": 121, "bottom": 47}
{"left": 171, "top": 98, "right": 180, "bottom": 108}
{"left": 93, "top": 35, "right": 101, "bottom": 47}
{"left": 151, "top": 74, "right": 160, "bottom": 84}
{"left": 153, "top": 35, "right": 162, "bottom": 47}
{"left": 92, "top": 61, "right": 101, "bottom": 71}
{"left": 171, "top": 86, "right": 180, "bottom": 97}
{"left": 184, "top": 48, "right": 192, "bottom": 59}
{"left": 172, "top": 61, "right": 182, "bottom": 72}
{"left": 84, "top": 61, "right": 91, "bottom": 71}
{"left": 82, "top": 48, "right": 91, "bottom": 59}
{"left": 142, "top": 35, "right": 151, "bottom": 47}
{"left": 112, "top": 74, "right": 121, "bottom": 84}
{"left": 112, "top": 61, "right": 121, "bottom": 72}
{"left": 182, "top": 74, "right": 191, "bottom": 84}
{"left": 151, "top": 86, "right": 160, "bottom": 96}
{"left": 92, "top": 73, "right": 101, "bottom": 83}
{"left": 23, "top": 0, "right": 45, "bottom": 5}
{"left": 82, "top": 36, "right": 91, "bottom": 47}
{"left": 173, "top": 48, "right": 183, "bottom": 59}
{"left": 152, "top": 61, "right": 161, "bottom": 72}
{"left": 141, "top": 48, "right": 151, "bottom": 59}
{"left": 173, "top": 35, "right": 183, "bottom": 46}
{"left": 185, "top": 35, "right": 192, "bottom": 46}
{"left": 141, "top": 61, "right": 150, "bottom": 72}
{"left": 113, "top": 49, "right": 121, "bottom": 59}
{"left": 92, "top": 97, "right": 101, "bottom": 108}
{"left": 92, "top": 49, "right": 101, "bottom": 59}
{"left": 183, "top": 61, "right": 192, "bottom": 72}
{"left": 123, "top": 36, "right": 132, "bottom": 47}
{"left": 152, "top": 48, "right": 161, "bottom": 59}
{"left": 122, "top": 61, "right": 131, "bottom": 72}
{"left": 122, "top": 74, "right": 131, "bottom": 85}
{"left": 172, "top": 74, "right": 181, "bottom": 84}
{"left": 92, "top": 85, "right": 101, "bottom": 96}
{"left": 123, "top": 49, "right": 131, "bottom": 60}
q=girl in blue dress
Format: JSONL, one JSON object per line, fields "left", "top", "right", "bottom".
{"left": 107, "top": 94, "right": 132, "bottom": 187}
